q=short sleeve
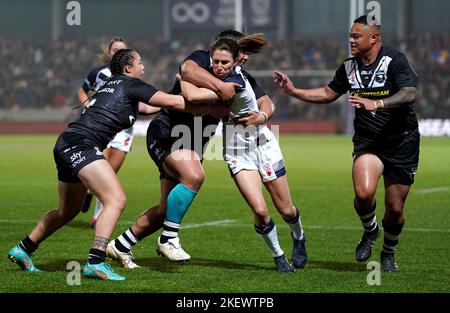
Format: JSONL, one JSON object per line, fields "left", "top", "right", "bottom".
{"left": 183, "top": 50, "right": 211, "bottom": 70}
{"left": 242, "top": 70, "right": 266, "bottom": 100}
{"left": 125, "top": 78, "right": 158, "bottom": 103}
{"left": 328, "top": 63, "right": 350, "bottom": 95}
{"left": 390, "top": 52, "right": 418, "bottom": 89}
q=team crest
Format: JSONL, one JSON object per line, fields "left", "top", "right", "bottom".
{"left": 375, "top": 71, "right": 386, "bottom": 84}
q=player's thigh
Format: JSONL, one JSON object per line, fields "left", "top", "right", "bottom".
{"left": 163, "top": 149, "right": 205, "bottom": 187}
{"left": 77, "top": 159, "right": 125, "bottom": 207}
{"left": 352, "top": 153, "right": 384, "bottom": 197}
{"left": 103, "top": 147, "right": 127, "bottom": 173}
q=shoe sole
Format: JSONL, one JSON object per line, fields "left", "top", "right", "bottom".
{"left": 156, "top": 248, "right": 190, "bottom": 263}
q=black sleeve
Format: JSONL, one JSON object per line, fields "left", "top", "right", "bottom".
{"left": 389, "top": 52, "right": 418, "bottom": 89}
{"left": 328, "top": 63, "right": 350, "bottom": 95}
{"left": 182, "top": 50, "right": 211, "bottom": 70}
{"left": 125, "top": 78, "right": 158, "bottom": 103}
{"left": 242, "top": 70, "right": 266, "bottom": 100}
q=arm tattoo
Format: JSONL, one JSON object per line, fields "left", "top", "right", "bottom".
{"left": 303, "top": 93, "right": 327, "bottom": 102}
{"left": 382, "top": 87, "right": 417, "bottom": 108}
{"left": 92, "top": 236, "right": 109, "bottom": 250}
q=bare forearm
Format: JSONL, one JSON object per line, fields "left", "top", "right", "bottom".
{"left": 289, "top": 87, "right": 337, "bottom": 104}
{"left": 382, "top": 87, "right": 417, "bottom": 108}
{"left": 257, "top": 96, "right": 275, "bottom": 119}
{"left": 180, "top": 60, "right": 223, "bottom": 93}
{"left": 78, "top": 88, "right": 89, "bottom": 106}
{"left": 180, "top": 80, "right": 218, "bottom": 104}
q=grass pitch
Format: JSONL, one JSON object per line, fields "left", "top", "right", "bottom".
{"left": 0, "top": 134, "right": 449, "bottom": 293}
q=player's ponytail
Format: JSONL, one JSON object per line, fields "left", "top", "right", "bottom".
{"left": 110, "top": 49, "right": 136, "bottom": 75}
{"left": 237, "top": 33, "right": 269, "bottom": 55}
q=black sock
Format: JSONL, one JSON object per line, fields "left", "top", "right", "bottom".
{"left": 355, "top": 198, "right": 378, "bottom": 234}
{"left": 160, "top": 220, "right": 180, "bottom": 244}
{"left": 114, "top": 228, "right": 139, "bottom": 253}
{"left": 19, "top": 236, "right": 38, "bottom": 255}
{"left": 88, "top": 248, "right": 106, "bottom": 264}
{"left": 382, "top": 219, "right": 404, "bottom": 254}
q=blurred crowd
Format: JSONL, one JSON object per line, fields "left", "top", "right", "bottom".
{"left": 0, "top": 33, "right": 448, "bottom": 120}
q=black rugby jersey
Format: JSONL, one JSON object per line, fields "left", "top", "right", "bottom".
{"left": 328, "top": 46, "right": 418, "bottom": 140}
{"left": 81, "top": 65, "right": 111, "bottom": 93}
{"left": 68, "top": 74, "right": 157, "bottom": 148}
{"left": 155, "top": 50, "right": 266, "bottom": 138}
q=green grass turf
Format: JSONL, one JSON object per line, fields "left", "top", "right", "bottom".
{"left": 0, "top": 134, "right": 449, "bottom": 293}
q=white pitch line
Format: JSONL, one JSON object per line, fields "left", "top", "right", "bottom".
{"left": 0, "top": 219, "right": 448, "bottom": 233}
{"left": 415, "top": 186, "right": 450, "bottom": 194}
{"left": 181, "top": 219, "right": 236, "bottom": 229}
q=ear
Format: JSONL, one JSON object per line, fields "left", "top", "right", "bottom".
{"left": 370, "top": 33, "right": 379, "bottom": 44}
{"left": 124, "top": 64, "right": 132, "bottom": 74}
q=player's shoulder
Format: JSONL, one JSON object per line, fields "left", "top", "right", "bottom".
{"left": 381, "top": 46, "right": 404, "bottom": 58}
{"left": 89, "top": 64, "right": 110, "bottom": 76}
{"left": 186, "top": 50, "right": 210, "bottom": 60}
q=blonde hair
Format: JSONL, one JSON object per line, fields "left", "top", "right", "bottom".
{"left": 99, "top": 37, "right": 126, "bottom": 64}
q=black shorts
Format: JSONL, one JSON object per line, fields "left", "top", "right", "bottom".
{"left": 53, "top": 131, "right": 105, "bottom": 183}
{"left": 353, "top": 129, "right": 420, "bottom": 185}
{"left": 146, "top": 115, "right": 209, "bottom": 182}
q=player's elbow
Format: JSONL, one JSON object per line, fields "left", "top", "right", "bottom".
{"left": 406, "top": 87, "right": 417, "bottom": 103}
{"left": 180, "top": 60, "right": 197, "bottom": 78}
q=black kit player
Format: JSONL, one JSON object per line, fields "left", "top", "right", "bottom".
{"left": 274, "top": 15, "right": 419, "bottom": 272}
{"left": 7, "top": 49, "right": 224, "bottom": 280}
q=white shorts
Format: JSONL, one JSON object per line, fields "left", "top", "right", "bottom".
{"left": 223, "top": 126, "right": 286, "bottom": 182}
{"left": 107, "top": 127, "right": 134, "bottom": 153}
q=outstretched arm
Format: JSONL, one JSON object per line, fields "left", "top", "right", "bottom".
{"left": 180, "top": 80, "right": 218, "bottom": 104}
{"left": 138, "top": 102, "right": 161, "bottom": 115}
{"left": 147, "top": 91, "right": 228, "bottom": 119}
{"left": 273, "top": 71, "right": 340, "bottom": 103}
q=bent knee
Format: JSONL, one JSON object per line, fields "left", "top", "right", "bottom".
{"left": 181, "top": 172, "right": 205, "bottom": 191}
{"left": 354, "top": 186, "right": 376, "bottom": 203}
{"left": 104, "top": 194, "right": 127, "bottom": 211}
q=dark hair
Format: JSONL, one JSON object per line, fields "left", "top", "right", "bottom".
{"left": 110, "top": 48, "right": 136, "bottom": 75}
{"left": 214, "top": 29, "right": 245, "bottom": 41}
{"left": 237, "top": 33, "right": 269, "bottom": 55}
{"left": 100, "top": 37, "right": 127, "bottom": 64}
{"left": 354, "top": 15, "right": 381, "bottom": 29}
{"left": 210, "top": 38, "right": 240, "bottom": 60}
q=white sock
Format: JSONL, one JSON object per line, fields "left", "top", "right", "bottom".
{"left": 257, "top": 224, "right": 284, "bottom": 258}
{"left": 285, "top": 206, "right": 304, "bottom": 240}
{"left": 93, "top": 197, "right": 104, "bottom": 219}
